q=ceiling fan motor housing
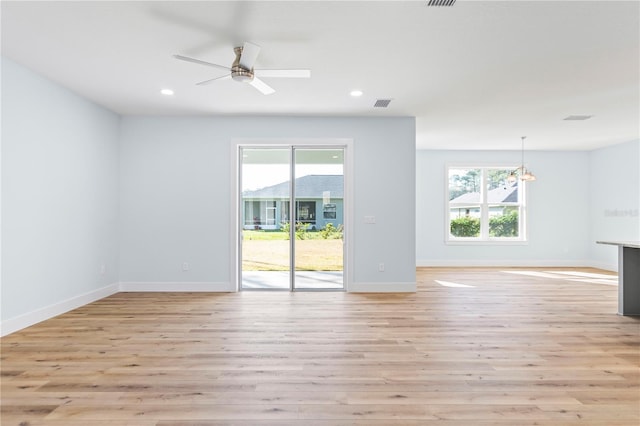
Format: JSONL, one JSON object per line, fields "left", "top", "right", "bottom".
{"left": 231, "top": 46, "right": 254, "bottom": 82}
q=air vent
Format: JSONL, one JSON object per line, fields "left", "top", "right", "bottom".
{"left": 374, "top": 99, "right": 392, "bottom": 108}
{"left": 563, "top": 115, "right": 593, "bottom": 121}
{"left": 428, "top": 0, "right": 456, "bottom": 6}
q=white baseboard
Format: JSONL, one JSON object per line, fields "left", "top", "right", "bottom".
{"left": 0, "top": 282, "right": 119, "bottom": 337}
{"left": 119, "top": 281, "right": 234, "bottom": 292}
{"left": 416, "top": 259, "right": 593, "bottom": 268}
{"left": 348, "top": 281, "right": 416, "bottom": 292}
{"left": 587, "top": 261, "right": 618, "bottom": 273}
{"left": 1, "top": 281, "right": 234, "bottom": 336}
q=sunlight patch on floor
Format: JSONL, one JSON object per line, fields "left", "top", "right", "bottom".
{"left": 435, "top": 280, "right": 475, "bottom": 288}
{"left": 502, "top": 270, "right": 568, "bottom": 279}
{"left": 546, "top": 270, "right": 617, "bottom": 280}
{"left": 502, "top": 270, "right": 618, "bottom": 286}
{"left": 565, "top": 278, "right": 618, "bottom": 286}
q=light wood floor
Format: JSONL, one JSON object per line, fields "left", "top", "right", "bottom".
{"left": 2, "top": 267, "right": 639, "bottom": 425}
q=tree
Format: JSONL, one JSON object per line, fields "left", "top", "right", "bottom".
{"left": 449, "top": 169, "right": 481, "bottom": 200}
{"left": 487, "top": 169, "right": 511, "bottom": 190}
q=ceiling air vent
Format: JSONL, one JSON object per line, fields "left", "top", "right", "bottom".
{"left": 428, "top": 0, "right": 456, "bottom": 6}
{"left": 374, "top": 99, "right": 392, "bottom": 108}
{"left": 563, "top": 115, "right": 593, "bottom": 121}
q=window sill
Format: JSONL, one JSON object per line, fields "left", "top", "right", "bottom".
{"left": 445, "top": 239, "right": 529, "bottom": 246}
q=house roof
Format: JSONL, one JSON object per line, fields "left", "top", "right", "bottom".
{"left": 244, "top": 175, "right": 343, "bottom": 199}
{"left": 450, "top": 182, "right": 518, "bottom": 204}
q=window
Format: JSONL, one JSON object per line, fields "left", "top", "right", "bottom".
{"left": 323, "top": 203, "right": 337, "bottom": 219}
{"left": 447, "top": 167, "right": 526, "bottom": 242}
{"left": 296, "top": 201, "right": 316, "bottom": 223}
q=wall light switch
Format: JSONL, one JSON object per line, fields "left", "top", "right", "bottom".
{"left": 364, "top": 216, "right": 376, "bottom": 224}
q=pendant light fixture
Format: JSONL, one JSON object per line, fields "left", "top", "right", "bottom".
{"left": 507, "top": 136, "right": 537, "bottom": 183}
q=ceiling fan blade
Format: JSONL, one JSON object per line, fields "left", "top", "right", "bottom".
{"left": 173, "top": 54, "right": 230, "bottom": 72}
{"left": 249, "top": 77, "right": 275, "bottom": 95}
{"left": 254, "top": 69, "right": 311, "bottom": 78}
{"left": 239, "top": 41, "right": 261, "bottom": 70}
{"left": 196, "top": 74, "right": 232, "bottom": 86}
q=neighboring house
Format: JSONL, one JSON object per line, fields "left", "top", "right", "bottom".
{"left": 450, "top": 182, "right": 518, "bottom": 218}
{"left": 243, "top": 175, "right": 344, "bottom": 230}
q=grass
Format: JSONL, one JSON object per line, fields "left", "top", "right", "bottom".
{"left": 243, "top": 230, "right": 289, "bottom": 240}
{"left": 242, "top": 238, "right": 343, "bottom": 271}
{"left": 243, "top": 229, "right": 342, "bottom": 241}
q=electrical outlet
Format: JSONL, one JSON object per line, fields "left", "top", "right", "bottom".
{"left": 182, "top": 262, "right": 189, "bottom": 271}
{"left": 378, "top": 263, "right": 385, "bottom": 272}
{"left": 100, "top": 264, "right": 106, "bottom": 275}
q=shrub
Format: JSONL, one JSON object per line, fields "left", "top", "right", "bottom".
{"left": 489, "top": 211, "right": 519, "bottom": 237}
{"left": 450, "top": 216, "right": 480, "bottom": 237}
{"left": 295, "top": 222, "right": 310, "bottom": 239}
{"left": 280, "top": 222, "right": 290, "bottom": 239}
{"left": 281, "top": 222, "right": 312, "bottom": 239}
{"left": 320, "top": 223, "right": 343, "bottom": 239}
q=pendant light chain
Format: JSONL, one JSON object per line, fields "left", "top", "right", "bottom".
{"left": 508, "top": 136, "right": 536, "bottom": 182}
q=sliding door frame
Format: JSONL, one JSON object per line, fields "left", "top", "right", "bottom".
{"left": 230, "top": 138, "right": 354, "bottom": 292}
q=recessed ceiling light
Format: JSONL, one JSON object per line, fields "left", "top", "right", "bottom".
{"left": 350, "top": 90, "right": 363, "bottom": 97}
{"left": 160, "top": 89, "right": 174, "bottom": 96}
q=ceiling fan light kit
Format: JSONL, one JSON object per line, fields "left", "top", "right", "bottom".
{"left": 174, "top": 41, "right": 310, "bottom": 95}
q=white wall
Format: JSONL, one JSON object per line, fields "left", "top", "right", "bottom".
{"left": 416, "top": 149, "right": 591, "bottom": 266}
{"left": 118, "top": 116, "right": 416, "bottom": 291}
{"left": 589, "top": 139, "right": 640, "bottom": 271}
{"left": 1, "top": 58, "right": 120, "bottom": 334}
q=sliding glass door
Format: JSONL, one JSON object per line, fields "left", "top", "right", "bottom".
{"left": 240, "top": 148, "right": 291, "bottom": 290}
{"left": 239, "top": 146, "right": 344, "bottom": 291}
{"left": 292, "top": 148, "right": 344, "bottom": 290}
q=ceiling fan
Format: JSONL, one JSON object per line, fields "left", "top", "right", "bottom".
{"left": 174, "top": 42, "right": 310, "bottom": 95}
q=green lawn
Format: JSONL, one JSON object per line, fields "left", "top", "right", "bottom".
{"left": 243, "top": 230, "right": 338, "bottom": 241}
{"left": 243, "top": 230, "right": 289, "bottom": 240}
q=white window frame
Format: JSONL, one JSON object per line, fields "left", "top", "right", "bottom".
{"left": 445, "top": 165, "right": 528, "bottom": 245}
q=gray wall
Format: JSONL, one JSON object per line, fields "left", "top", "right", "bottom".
{"left": 1, "top": 57, "right": 120, "bottom": 323}
{"left": 2, "top": 52, "right": 635, "bottom": 334}
{"left": 589, "top": 140, "right": 640, "bottom": 270}
{"left": 416, "top": 149, "right": 592, "bottom": 266}
{"left": 416, "top": 144, "right": 640, "bottom": 271}
{"left": 1, "top": 57, "right": 416, "bottom": 331}
{"left": 118, "top": 116, "right": 417, "bottom": 289}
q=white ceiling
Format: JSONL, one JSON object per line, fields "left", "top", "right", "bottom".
{"left": 1, "top": 0, "right": 638, "bottom": 150}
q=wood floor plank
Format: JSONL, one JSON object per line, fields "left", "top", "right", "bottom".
{"left": 1, "top": 267, "right": 638, "bottom": 425}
